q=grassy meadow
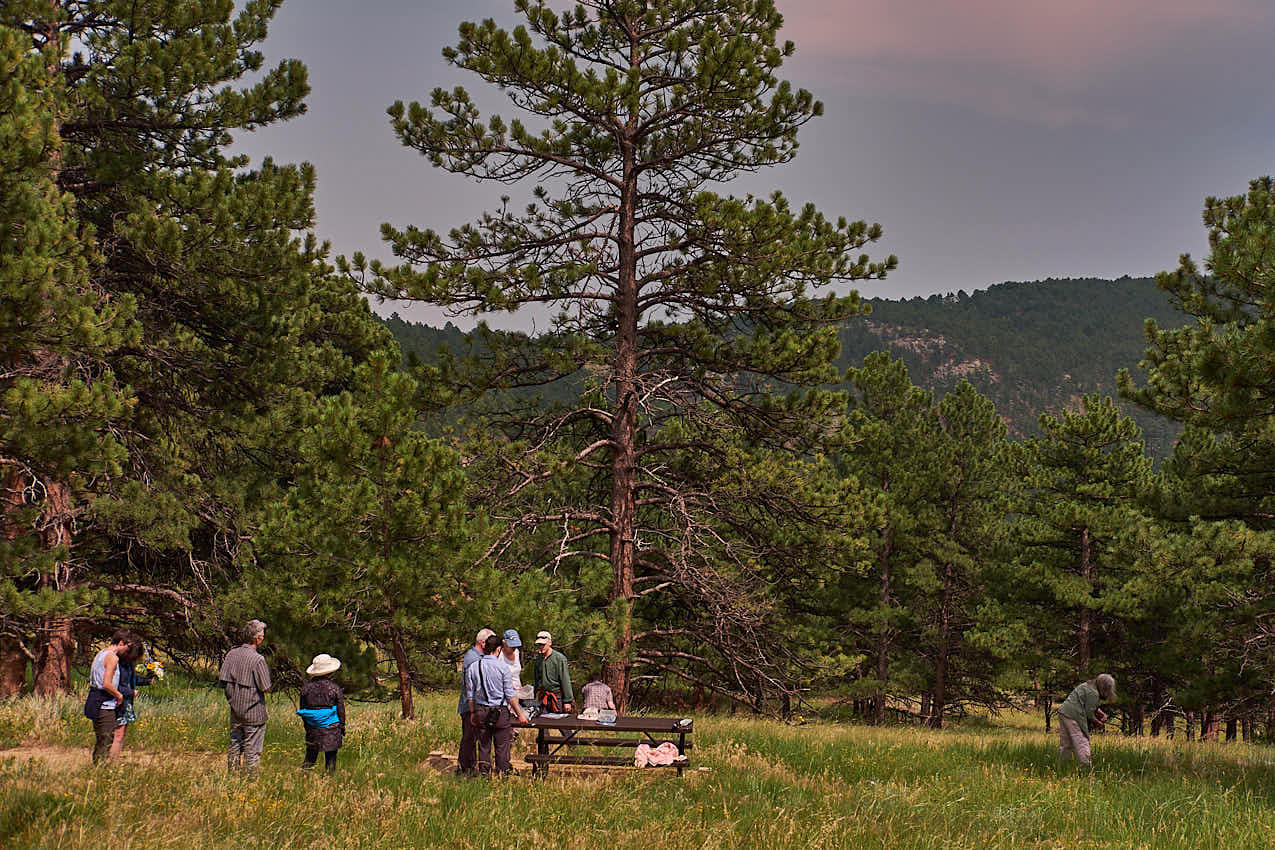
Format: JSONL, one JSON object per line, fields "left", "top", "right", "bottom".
{"left": 3, "top": 681, "right": 1275, "bottom": 849}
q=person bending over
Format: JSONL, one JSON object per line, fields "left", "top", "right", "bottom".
{"left": 1057, "top": 673, "right": 1116, "bottom": 767}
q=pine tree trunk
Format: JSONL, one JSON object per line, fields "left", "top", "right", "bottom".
{"left": 0, "top": 640, "right": 27, "bottom": 697}
{"left": 1133, "top": 703, "right": 1145, "bottom": 736}
{"left": 33, "top": 616, "right": 74, "bottom": 696}
{"left": 392, "top": 630, "right": 414, "bottom": 720}
{"left": 33, "top": 480, "right": 75, "bottom": 696}
{"left": 1202, "top": 711, "right": 1219, "bottom": 741}
{"left": 605, "top": 102, "right": 640, "bottom": 714}
{"left": 1077, "top": 525, "right": 1092, "bottom": 673}
{"left": 1, "top": 465, "right": 29, "bottom": 698}
{"left": 919, "top": 691, "right": 930, "bottom": 722}
{"left": 1225, "top": 717, "right": 1237, "bottom": 742}
{"left": 1186, "top": 711, "right": 1195, "bottom": 741}
{"left": 873, "top": 518, "right": 892, "bottom": 726}
{"left": 1150, "top": 683, "right": 1164, "bottom": 736}
{"left": 929, "top": 562, "right": 956, "bottom": 730}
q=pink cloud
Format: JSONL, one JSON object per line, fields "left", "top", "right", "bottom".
{"left": 777, "top": 0, "right": 1270, "bottom": 125}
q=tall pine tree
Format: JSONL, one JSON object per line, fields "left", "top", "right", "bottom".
{"left": 1011, "top": 395, "right": 1151, "bottom": 701}
{"left": 350, "top": 0, "right": 893, "bottom": 706}
{"left": 2, "top": 0, "right": 389, "bottom": 689}
{"left": 0, "top": 22, "right": 136, "bottom": 695}
{"left": 255, "top": 353, "right": 473, "bottom": 719}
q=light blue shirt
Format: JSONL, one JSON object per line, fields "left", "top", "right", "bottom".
{"left": 464, "top": 654, "right": 515, "bottom": 708}
{"left": 457, "top": 646, "right": 483, "bottom": 714}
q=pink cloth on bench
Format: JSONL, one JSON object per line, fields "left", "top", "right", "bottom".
{"left": 634, "top": 741, "right": 680, "bottom": 767}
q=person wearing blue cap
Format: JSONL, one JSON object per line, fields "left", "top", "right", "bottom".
{"left": 496, "top": 629, "right": 523, "bottom": 687}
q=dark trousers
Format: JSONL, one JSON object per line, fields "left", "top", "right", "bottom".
{"left": 303, "top": 745, "right": 338, "bottom": 774}
{"left": 92, "top": 708, "right": 116, "bottom": 764}
{"left": 458, "top": 712, "right": 478, "bottom": 774}
{"left": 474, "top": 705, "right": 513, "bottom": 776}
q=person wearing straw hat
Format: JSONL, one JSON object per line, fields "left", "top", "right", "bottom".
{"left": 297, "top": 653, "right": 346, "bottom": 774}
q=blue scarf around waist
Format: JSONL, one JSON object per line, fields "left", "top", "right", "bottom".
{"left": 296, "top": 706, "right": 340, "bottom": 728}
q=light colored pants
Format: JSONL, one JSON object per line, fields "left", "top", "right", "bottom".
{"left": 1058, "top": 714, "right": 1091, "bottom": 765}
{"left": 228, "top": 721, "right": 266, "bottom": 773}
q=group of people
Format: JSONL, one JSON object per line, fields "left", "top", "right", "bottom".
{"left": 85, "top": 618, "right": 618, "bottom": 778}
{"left": 83, "top": 629, "right": 153, "bottom": 764}
{"left": 216, "top": 619, "right": 347, "bottom": 775}
{"left": 86, "top": 618, "right": 1117, "bottom": 776}
{"left": 457, "top": 627, "right": 617, "bottom": 777}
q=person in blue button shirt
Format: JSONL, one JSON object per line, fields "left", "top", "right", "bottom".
{"left": 456, "top": 628, "right": 494, "bottom": 775}
{"left": 464, "top": 633, "right": 530, "bottom": 776}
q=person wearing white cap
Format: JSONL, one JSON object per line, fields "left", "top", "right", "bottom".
{"left": 532, "top": 631, "right": 574, "bottom": 714}
{"left": 298, "top": 653, "right": 345, "bottom": 774}
{"left": 457, "top": 627, "right": 495, "bottom": 775}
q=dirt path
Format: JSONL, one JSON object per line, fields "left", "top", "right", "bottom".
{"left": 1, "top": 745, "right": 206, "bottom": 772}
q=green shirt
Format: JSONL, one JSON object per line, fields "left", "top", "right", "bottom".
{"left": 1058, "top": 681, "right": 1100, "bottom": 736}
{"left": 533, "top": 648, "right": 574, "bottom": 705}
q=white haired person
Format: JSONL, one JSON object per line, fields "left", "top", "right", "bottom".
{"left": 297, "top": 654, "right": 345, "bottom": 774}
{"left": 219, "top": 619, "right": 272, "bottom": 775}
{"left": 457, "top": 627, "right": 495, "bottom": 775}
{"left": 1057, "top": 673, "right": 1116, "bottom": 767}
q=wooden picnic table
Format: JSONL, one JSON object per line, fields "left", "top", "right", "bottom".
{"left": 516, "top": 713, "right": 694, "bottom": 776}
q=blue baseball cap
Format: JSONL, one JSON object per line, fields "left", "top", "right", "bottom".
{"left": 503, "top": 629, "right": 522, "bottom": 647}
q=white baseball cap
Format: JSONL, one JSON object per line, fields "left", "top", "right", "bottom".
{"left": 476, "top": 628, "right": 495, "bottom": 643}
{"left": 535, "top": 630, "right": 552, "bottom": 645}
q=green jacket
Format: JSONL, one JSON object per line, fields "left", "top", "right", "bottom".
{"left": 1058, "top": 681, "right": 1101, "bottom": 736}
{"left": 533, "top": 648, "right": 574, "bottom": 705}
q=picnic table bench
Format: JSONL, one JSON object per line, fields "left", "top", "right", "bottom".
{"left": 517, "top": 714, "right": 693, "bottom": 777}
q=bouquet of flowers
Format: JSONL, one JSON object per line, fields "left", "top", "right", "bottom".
{"left": 143, "top": 659, "right": 165, "bottom": 680}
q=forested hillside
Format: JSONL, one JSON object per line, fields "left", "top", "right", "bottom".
{"left": 841, "top": 276, "right": 1187, "bottom": 454}
{"left": 385, "top": 276, "right": 1186, "bottom": 454}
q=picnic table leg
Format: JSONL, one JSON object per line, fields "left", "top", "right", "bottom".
{"left": 536, "top": 726, "right": 548, "bottom": 777}
{"left": 677, "top": 731, "right": 686, "bottom": 777}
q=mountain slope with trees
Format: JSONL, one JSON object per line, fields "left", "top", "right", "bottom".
{"left": 838, "top": 276, "right": 1186, "bottom": 454}
{"left": 385, "top": 275, "right": 1187, "bottom": 454}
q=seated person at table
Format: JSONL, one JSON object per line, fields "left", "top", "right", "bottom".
{"left": 580, "top": 673, "right": 616, "bottom": 713}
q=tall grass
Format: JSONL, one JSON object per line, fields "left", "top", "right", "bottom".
{"left": 3, "top": 687, "right": 1275, "bottom": 848}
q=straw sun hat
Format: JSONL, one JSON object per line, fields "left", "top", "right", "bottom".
{"left": 306, "top": 653, "right": 341, "bottom": 677}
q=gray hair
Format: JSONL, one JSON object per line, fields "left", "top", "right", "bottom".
{"left": 1094, "top": 673, "right": 1116, "bottom": 700}
{"left": 241, "top": 619, "right": 266, "bottom": 644}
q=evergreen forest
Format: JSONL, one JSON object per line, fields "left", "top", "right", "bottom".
{"left": 7, "top": 0, "right": 1275, "bottom": 751}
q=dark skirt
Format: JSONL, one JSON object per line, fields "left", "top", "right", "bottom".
{"left": 304, "top": 721, "right": 343, "bottom": 752}
{"left": 299, "top": 677, "right": 345, "bottom": 751}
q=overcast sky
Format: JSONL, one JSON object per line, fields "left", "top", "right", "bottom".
{"left": 232, "top": 0, "right": 1275, "bottom": 327}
